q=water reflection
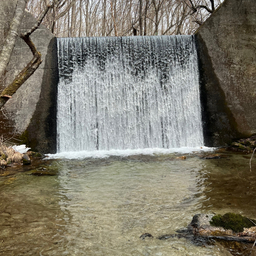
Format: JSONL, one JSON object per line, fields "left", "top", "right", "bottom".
{"left": 0, "top": 152, "right": 255, "bottom": 255}
{"left": 198, "top": 152, "right": 256, "bottom": 217}
{"left": 0, "top": 171, "right": 68, "bottom": 255}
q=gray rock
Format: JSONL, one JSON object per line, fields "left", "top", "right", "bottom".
{"left": 188, "top": 213, "right": 214, "bottom": 230}
{"left": 22, "top": 154, "right": 31, "bottom": 165}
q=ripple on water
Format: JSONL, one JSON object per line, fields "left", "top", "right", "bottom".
{"left": 0, "top": 151, "right": 255, "bottom": 255}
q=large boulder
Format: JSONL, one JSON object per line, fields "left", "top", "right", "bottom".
{"left": 0, "top": 0, "right": 58, "bottom": 153}
{"left": 196, "top": 0, "right": 256, "bottom": 146}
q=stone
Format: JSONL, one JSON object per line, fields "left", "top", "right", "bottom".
{"left": 22, "top": 154, "right": 31, "bottom": 165}
{"left": 139, "top": 233, "right": 154, "bottom": 239}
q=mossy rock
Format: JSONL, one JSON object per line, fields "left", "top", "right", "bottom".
{"left": 29, "top": 163, "right": 60, "bottom": 176}
{"left": 210, "top": 213, "right": 256, "bottom": 233}
{"left": 22, "top": 154, "right": 31, "bottom": 165}
{"left": 30, "top": 151, "right": 44, "bottom": 158}
{"left": 29, "top": 169, "right": 57, "bottom": 176}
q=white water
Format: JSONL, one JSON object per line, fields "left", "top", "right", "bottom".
{"left": 47, "top": 147, "right": 214, "bottom": 160}
{"left": 57, "top": 35, "right": 203, "bottom": 153}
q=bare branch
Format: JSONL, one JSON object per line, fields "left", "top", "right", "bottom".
{"left": 195, "top": 4, "right": 214, "bottom": 13}
{"left": 250, "top": 148, "right": 256, "bottom": 172}
{"left": 0, "top": 36, "right": 41, "bottom": 109}
{"left": 22, "top": 3, "right": 53, "bottom": 37}
{"left": 0, "top": 1, "right": 53, "bottom": 109}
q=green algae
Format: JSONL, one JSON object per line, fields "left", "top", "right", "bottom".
{"left": 210, "top": 213, "right": 256, "bottom": 233}
{"left": 28, "top": 161, "right": 60, "bottom": 176}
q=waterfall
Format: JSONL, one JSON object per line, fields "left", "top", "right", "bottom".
{"left": 57, "top": 35, "right": 203, "bottom": 152}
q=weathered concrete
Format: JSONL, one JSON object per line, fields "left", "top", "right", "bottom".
{"left": 196, "top": 0, "right": 256, "bottom": 146}
{"left": 0, "top": 0, "right": 58, "bottom": 153}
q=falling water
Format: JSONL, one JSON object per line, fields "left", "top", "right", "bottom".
{"left": 57, "top": 35, "right": 203, "bottom": 152}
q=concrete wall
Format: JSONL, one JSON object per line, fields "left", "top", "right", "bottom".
{"left": 0, "top": 0, "right": 58, "bottom": 153}
{"left": 196, "top": 0, "right": 256, "bottom": 146}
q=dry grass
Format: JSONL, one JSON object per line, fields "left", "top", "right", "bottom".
{"left": 0, "top": 160, "right": 7, "bottom": 166}
{"left": 10, "top": 152, "right": 23, "bottom": 162}
{"left": 0, "top": 136, "right": 23, "bottom": 167}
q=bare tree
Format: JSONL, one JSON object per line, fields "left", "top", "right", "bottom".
{"left": 25, "top": 0, "right": 224, "bottom": 37}
{"left": 0, "top": 1, "right": 53, "bottom": 109}
{"left": 184, "top": 0, "right": 222, "bottom": 25}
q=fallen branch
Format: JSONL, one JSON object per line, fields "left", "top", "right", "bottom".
{"left": 252, "top": 239, "right": 256, "bottom": 254}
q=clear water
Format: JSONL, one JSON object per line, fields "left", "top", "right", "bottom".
{"left": 57, "top": 36, "right": 203, "bottom": 152}
{"left": 0, "top": 151, "right": 255, "bottom": 256}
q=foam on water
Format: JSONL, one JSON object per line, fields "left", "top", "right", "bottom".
{"left": 46, "top": 146, "right": 214, "bottom": 159}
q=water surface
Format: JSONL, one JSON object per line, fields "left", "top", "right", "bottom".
{"left": 0, "top": 151, "right": 255, "bottom": 255}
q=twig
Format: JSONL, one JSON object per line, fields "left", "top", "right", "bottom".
{"left": 253, "top": 239, "right": 256, "bottom": 248}
{"left": 249, "top": 148, "right": 256, "bottom": 172}
{"left": 251, "top": 239, "right": 256, "bottom": 256}
{"left": 0, "top": 36, "right": 42, "bottom": 109}
{"left": 248, "top": 218, "right": 256, "bottom": 226}
{"left": 0, "top": 3, "right": 53, "bottom": 109}
{"left": 22, "top": 3, "right": 53, "bottom": 38}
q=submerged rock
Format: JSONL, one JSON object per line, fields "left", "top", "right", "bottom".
{"left": 29, "top": 169, "right": 57, "bottom": 176}
{"left": 29, "top": 165, "right": 59, "bottom": 176}
{"left": 198, "top": 153, "right": 229, "bottom": 159}
{"left": 139, "top": 233, "right": 154, "bottom": 240}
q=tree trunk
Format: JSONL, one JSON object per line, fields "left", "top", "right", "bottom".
{"left": 0, "top": 2, "right": 53, "bottom": 109}
{"left": 139, "top": 0, "right": 143, "bottom": 35}
{"left": 0, "top": 0, "right": 28, "bottom": 80}
{"left": 102, "top": 0, "right": 107, "bottom": 36}
{"left": 70, "top": 0, "right": 76, "bottom": 36}
{"left": 110, "top": 0, "right": 118, "bottom": 36}
{"left": 144, "top": 0, "right": 149, "bottom": 36}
